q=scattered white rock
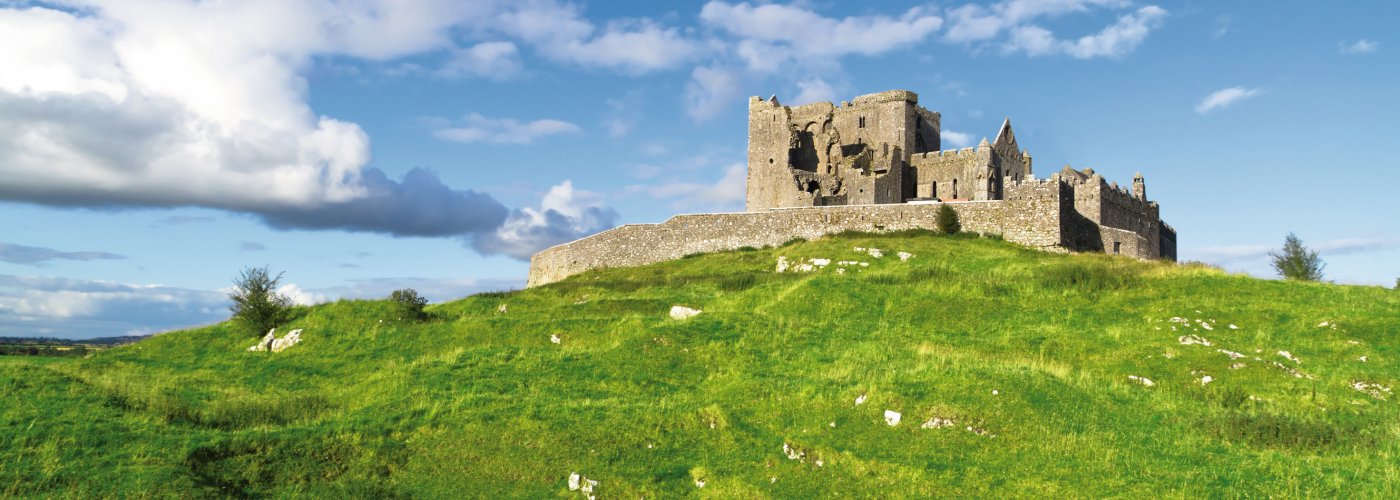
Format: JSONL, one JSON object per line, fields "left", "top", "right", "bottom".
{"left": 247, "top": 329, "right": 276, "bottom": 352}
{"left": 1162, "top": 351, "right": 1176, "bottom": 359}
{"left": 497, "top": 303, "right": 508, "bottom": 314}
{"left": 884, "top": 410, "right": 902, "bottom": 426}
{"left": 828, "top": 421, "right": 836, "bottom": 428}
{"left": 854, "top": 394, "right": 867, "bottom": 406}
{"left": 921, "top": 417, "right": 955, "bottom": 429}
{"left": 1230, "top": 363, "right": 1247, "bottom": 370}
{"left": 1351, "top": 381, "right": 1392, "bottom": 400}
{"left": 1217, "top": 349, "right": 1246, "bottom": 360}
{"left": 776, "top": 256, "right": 791, "bottom": 273}
{"left": 866, "top": 248, "right": 883, "bottom": 258}
{"left": 783, "top": 442, "right": 805, "bottom": 461}
{"left": 811, "top": 258, "right": 831, "bottom": 267}
{"left": 568, "top": 473, "right": 580, "bottom": 491}
{"left": 1347, "top": 340, "right": 1361, "bottom": 345}
{"left": 550, "top": 334, "right": 561, "bottom": 344}
{"left": 837, "top": 260, "right": 861, "bottom": 266}
{"left": 770, "top": 477, "right": 777, "bottom": 484}
{"left": 1317, "top": 321, "right": 1330, "bottom": 328}
{"left": 1179, "top": 335, "right": 1213, "bottom": 346}
{"left": 1200, "top": 322, "right": 1214, "bottom": 331}
{"left": 853, "top": 247, "right": 865, "bottom": 252}
{"left": 250, "top": 328, "right": 303, "bottom": 353}
{"left": 1358, "top": 355, "right": 1369, "bottom": 362}
{"left": 670, "top": 305, "right": 702, "bottom": 320}
{"left": 695, "top": 479, "right": 705, "bottom": 488}
{"left": 1200, "top": 375, "right": 1214, "bottom": 385}
{"left": 815, "top": 459, "right": 824, "bottom": 467}
{"left": 581, "top": 478, "right": 597, "bottom": 494}
{"left": 859, "top": 262, "right": 869, "bottom": 267}
{"left": 836, "top": 268, "right": 847, "bottom": 275}
{"left": 1127, "top": 375, "right": 1155, "bottom": 387}
{"left": 1277, "top": 350, "right": 1302, "bottom": 364}
{"left": 897, "top": 251, "right": 913, "bottom": 261}
{"left": 992, "top": 389, "right": 999, "bottom": 396}
{"left": 1228, "top": 324, "right": 1238, "bottom": 330}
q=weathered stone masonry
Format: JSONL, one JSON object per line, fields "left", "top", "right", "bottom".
{"left": 527, "top": 89, "right": 1176, "bottom": 287}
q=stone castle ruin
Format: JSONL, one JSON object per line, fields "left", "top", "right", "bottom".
{"left": 527, "top": 90, "right": 1175, "bottom": 287}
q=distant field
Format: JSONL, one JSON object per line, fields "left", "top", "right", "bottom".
{"left": 2, "top": 232, "right": 1397, "bottom": 497}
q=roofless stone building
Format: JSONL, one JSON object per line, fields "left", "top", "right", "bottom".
{"left": 527, "top": 90, "right": 1175, "bottom": 287}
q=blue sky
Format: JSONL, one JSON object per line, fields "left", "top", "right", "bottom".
{"left": 1, "top": 0, "right": 1396, "bottom": 339}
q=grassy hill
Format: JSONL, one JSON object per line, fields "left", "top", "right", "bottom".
{"left": 3, "top": 231, "right": 1398, "bottom": 497}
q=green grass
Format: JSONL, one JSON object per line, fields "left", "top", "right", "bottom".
{"left": 3, "top": 232, "right": 1399, "bottom": 497}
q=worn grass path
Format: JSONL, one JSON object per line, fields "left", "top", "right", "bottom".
{"left": 3, "top": 231, "right": 1398, "bottom": 497}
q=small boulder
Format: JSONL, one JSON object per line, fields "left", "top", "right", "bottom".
{"left": 670, "top": 305, "right": 702, "bottom": 320}
{"left": 884, "top": 410, "right": 902, "bottom": 426}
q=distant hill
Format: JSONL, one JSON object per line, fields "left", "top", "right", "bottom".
{"left": 0, "top": 335, "right": 150, "bottom": 347}
{"left": 2, "top": 231, "right": 1397, "bottom": 496}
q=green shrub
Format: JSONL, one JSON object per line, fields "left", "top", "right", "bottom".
{"left": 1270, "top": 232, "right": 1324, "bottom": 282}
{"left": 228, "top": 266, "right": 292, "bottom": 337}
{"left": 936, "top": 204, "right": 961, "bottom": 235}
{"left": 390, "top": 288, "right": 429, "bottom": 321}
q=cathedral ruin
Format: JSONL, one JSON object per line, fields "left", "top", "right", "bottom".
{"left": 527, "top": 89, "right": 1176, "bottom": 287}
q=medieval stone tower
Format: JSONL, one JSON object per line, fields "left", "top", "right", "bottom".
{"left": 746, "top": 89, "right": 1033, "bottom": 210}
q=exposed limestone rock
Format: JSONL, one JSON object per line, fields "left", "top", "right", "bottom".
{"left": 247, "top": 329, "right": 276, "bottom": 352}
{"left": 884, "top": 410, "right": 902, "bottom": 426}
{"left": 270, "top": 329, "right": 301, "bottom": 352}
{"left": 248, "top": 328, "right": 301, "bottom": 353}
{"left": 670, "top": 305, "right": 702, "bottom": 320}
{"left": 1127, "top": 375, "right": 1154, "bottom": 387}
{"left": 921, "top": 417, "right": 954, "bottom": 429}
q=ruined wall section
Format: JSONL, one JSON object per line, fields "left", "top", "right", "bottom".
{"left": 746, "top": 97, "right": 811, "bottom": 211}
{"left": 909, "top": 147, "right": 989, "bottom": 200}
{"left": 528, "top": 200, "right": 1065, "bottom": 287}
{"left": 1061, "top": 173, "right": 1169, "bottom": 259}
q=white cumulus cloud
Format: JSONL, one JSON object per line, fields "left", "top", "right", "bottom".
{"left": 472, "top": 181, "right": 619, "bottom": 260}
{"left": 1196, "top": 86, "right": 1260, "bottom": 114}
{"left": 941, "top": 130, "right": 975, "bottom": 148}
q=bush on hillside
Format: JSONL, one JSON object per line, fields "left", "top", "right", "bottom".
{"left": 1270, "top": 232, "right": 1325, "bottom": 282}
{"left": 228, "top": 266, "right": 292, "bottom": 337}
{"left": 936, "top": 204, "right": 961, "bottom": 235}
{"left": 390, "top": 288, "right": 429, "bottom": 321}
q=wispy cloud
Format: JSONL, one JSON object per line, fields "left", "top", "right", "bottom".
{"left": 239, "top": 242, "right": 266, "bottom": 252}
{"left": 1196, "top": 86, "right": 1260, "bottom": 114}
{"left": 626, "top": 163, "right": 747, "bottom": 211}
{"left": 1340, "top": 39, "right": 1379, "bottom": 54}
{"left": 433, "top": 113, "right": 581, "bottom": 145}
{"left": 1189, "top": 237, "right": 1399, "bottom": 263}
{"left": 0, "top": 243, "right": 125, "bottom": 266}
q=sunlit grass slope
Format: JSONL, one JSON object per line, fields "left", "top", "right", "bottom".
{"left": 3, "top": 231, "right": 1399, "bottom": 497}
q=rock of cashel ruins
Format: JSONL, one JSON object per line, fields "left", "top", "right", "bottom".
{"left": 527, "top": 89, "right": 1176, "bottom": 287}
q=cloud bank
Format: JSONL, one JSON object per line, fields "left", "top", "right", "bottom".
{"left": 0, "top": 1, "right": 612, "bottom": 260}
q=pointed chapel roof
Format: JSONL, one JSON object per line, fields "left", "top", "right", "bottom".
{"left": 992, "top": 118, "right": 1017, "bottom": 150}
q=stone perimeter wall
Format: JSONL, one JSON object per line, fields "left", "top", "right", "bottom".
{"left": 527, "top": 194, "right": 1063, "bottom": 287}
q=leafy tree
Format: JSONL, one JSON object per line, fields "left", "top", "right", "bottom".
{"left": 1269, "top": 233, "right": 1325, "bottom": 282}
{"left": 390, "top": 288, "right": 429, "bottom": 321}
{"left": 229, "top": 266, "right": 292, "bottom": 336}
{"left": 936, "top": 203, "right": 961, "bottom": 235}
